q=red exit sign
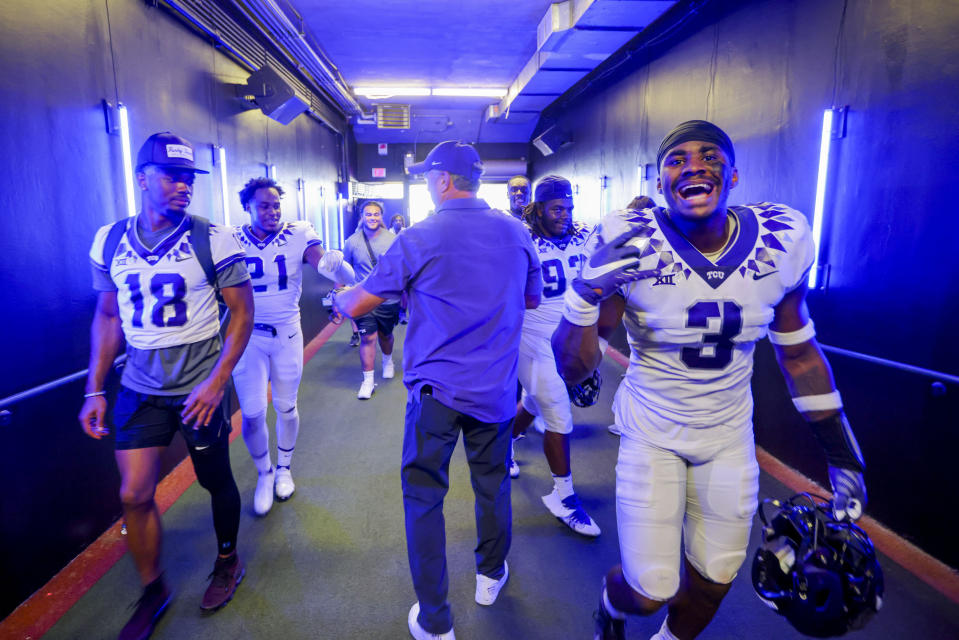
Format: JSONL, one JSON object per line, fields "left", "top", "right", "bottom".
{"left": 372, "top": 168, "right": 386, "bottom": 178}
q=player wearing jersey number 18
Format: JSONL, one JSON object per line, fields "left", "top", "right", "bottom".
{"left": 232, "top": 177, "right": 354, "bottom": 517}
{"left": 552, "top": 120, "right": 868, "bottom": 640}
{"left": 79, "top": 132, "right": 254, "bottom": 640}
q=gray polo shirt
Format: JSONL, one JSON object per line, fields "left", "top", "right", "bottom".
{"left": 361, "top": 197, "right": 542, "bottom": 422}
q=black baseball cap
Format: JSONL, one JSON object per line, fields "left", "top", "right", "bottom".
{"left": 136, "top": 131, "right": 209, "bottom": 174}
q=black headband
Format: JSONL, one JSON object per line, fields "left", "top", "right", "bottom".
{"left": 657, "top": 120, "right": 735, "bottom": 170}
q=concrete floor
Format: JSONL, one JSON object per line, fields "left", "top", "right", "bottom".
{"left": 47, "top": 325, "right": 959, "bottom": 639}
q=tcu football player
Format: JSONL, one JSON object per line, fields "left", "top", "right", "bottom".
{"left": 232, "top": 177, "right": 354, "bottom": 516}
{"left": 552, "top": 121, "right": 868, "bottom": 640}
{"left": 510, "top": 175, "right": 602, "bottom": 537}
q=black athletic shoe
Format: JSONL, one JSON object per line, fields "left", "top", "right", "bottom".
{"left": 593, "top": 581, "right": 626, "bottom": 640}
{"left": 349, "top": 331, "right": 360, "bottom": 347}
{"left": 118, "top": 577, "right": 171, "bottom": 640}
{"left": 201, "top": 553, "right": 245, "bottom": 611}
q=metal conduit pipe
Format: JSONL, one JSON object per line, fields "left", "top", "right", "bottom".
{"left": 232, "top": 0, "right": 363, "bottom": 116}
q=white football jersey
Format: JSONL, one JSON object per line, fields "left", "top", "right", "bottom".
{"left": 524, "top": 221, "right": 597, "bottom": 337}
{"left": 234, "top": 221, "right": 322, "bottom": 325}
{"left": 89, "top": 216, "right": 246, "bottom": 349}
{"left": 598, "top": 203, "right": 815, "bottom": 430}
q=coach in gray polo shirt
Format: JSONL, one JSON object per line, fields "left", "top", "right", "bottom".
{"left": 333, "top": 140, "right": 542, "bottom": 640}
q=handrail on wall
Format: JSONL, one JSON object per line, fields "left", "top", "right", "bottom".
{"left": 0, "top": 356, "right": 127, "bottom": 414}
{"left": 819, "top": 344, "right": 958, "bottom": 387}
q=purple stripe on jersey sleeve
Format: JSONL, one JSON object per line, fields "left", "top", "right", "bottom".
{"left": 215, "top": 253, "right": 245, "bottom": 272}
{"left": 90, "top": 258, "right": 109, "bottom": 272}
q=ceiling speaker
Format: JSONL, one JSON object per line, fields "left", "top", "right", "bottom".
{"left": 532, "top": 125, "right": 571, "bottom": 156}
{"left": 243, "top": 64, "right": 308, "bottom": 125}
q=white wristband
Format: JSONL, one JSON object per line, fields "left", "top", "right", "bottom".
{"left": 563, "top": 286, "right": 600, "bottom": 326}
{"left": 768, "top": 320, "right": 816, "bottom": 346}
{"left": 792, "top": 390, "right": 843, "bottom": 413}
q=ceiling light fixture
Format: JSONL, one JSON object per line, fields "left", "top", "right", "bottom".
{"left": 432, "top": 87, "right": 507, "bottom": 98}
{"left": 354, "top": 87, "right": 431, "bottom": 98}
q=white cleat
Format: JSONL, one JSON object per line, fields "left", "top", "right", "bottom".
{"left": 253, "top": 467, "right": 275, "bottom": 516}
{"left": 383, "top": 359, "right": 396, "bottom": 379}
{"left": 274, "top": 467, "right": 295, "bottom": 501}
{"left": 509, "top": 440, "right": 520, "bottom": 479}
{"left": 358, "top": 378, "right": 376, "bottom": 399}
{"left": 474, "top": 561, "right": 509, "bottom": 606}
{"left": 408, "top": 602, "right": 456, "bottom": 639}
{"left": 542, "top": 489, "right": 601, "bottom": 537}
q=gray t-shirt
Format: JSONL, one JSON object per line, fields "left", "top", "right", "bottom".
{"left": 91, "top": 223, "right": 250, "bottom": 395}
{"left": 343, "top": 227, "right": 398, "bottom": 302}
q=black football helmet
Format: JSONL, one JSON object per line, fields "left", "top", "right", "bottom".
{"left": 567, "top": 369, "right": 602, "bottom": 407}
{"left": 751, "top": 493, "right": 883, "bottom": 638}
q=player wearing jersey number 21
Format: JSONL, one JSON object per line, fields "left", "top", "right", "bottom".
{"left": 232, "top": 177, "right": 354, "bottom": 517}
{"left": 553, "top": 120, "right": 868, "bottom": 640}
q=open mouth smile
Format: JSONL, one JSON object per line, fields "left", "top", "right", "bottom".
{"left": 677, "top": 182, "right": 715, "bottom": 202}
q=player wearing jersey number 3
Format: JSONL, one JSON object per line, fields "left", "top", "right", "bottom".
{"left": 552, "top": 121, "right": 868, "bottom": 640}
{"left": 232, "top": 177, "right": 355, "bottom": 517}
{"left": 80, "top": 132, "right": 254, "bottom": 640}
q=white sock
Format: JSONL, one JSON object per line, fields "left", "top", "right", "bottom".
{"left": 363, "top": 370, "right": 374, "bottom": 384}
{"left": 651, "top": 616, "right": 679, "bottom": 640}
{"left": 382, "top": 354, "right": 393, "bottom": 367}
{"left": 276, "top": 406, "right": 299, "bottom": 469}
{"left": 552, "top": 473, "right": 574, "bottom": 499}
{"left": 603, "top": 588, "right": 627, "bottom": 620}
{"left": 242, "top": 413, "right": 272, "bottom": 473}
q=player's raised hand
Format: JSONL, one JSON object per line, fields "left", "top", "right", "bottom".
{"left": 79, "top": 395, "right": 109, "bottom": 439}
{"left": 573, "top": 224, "right": 659, "bottom": 304}
{"left": 319, "top": 249, "right": 345, "bottom": 273}
{"left": 181, "top": 377, "right": 225, "bottom": 428}
{"left": 829, "top": 465, "right": 867, "bottom": 521}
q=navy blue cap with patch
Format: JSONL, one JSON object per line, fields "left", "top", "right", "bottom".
{"left": 136, "top": 131, "right": 209, "bottom": 174}
{"left": 407, "top": 140, "right": 483, "bottom": 180}
{"left": 534, "top": 175, "right": 573, "bottom": 203}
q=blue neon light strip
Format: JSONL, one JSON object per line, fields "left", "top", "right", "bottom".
{"left": 218, "top": 146, "right": 230, "bottom": 225}
{"left": 809, "top": 108, "right": 834, "bottom": 288}
{"left": 118, "top": 104, "right": 136, "bottom": 218}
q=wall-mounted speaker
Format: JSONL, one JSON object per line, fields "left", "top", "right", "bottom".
{"left": 242, "top": 65, "right": 309, "bottom": 125}
{"left": 532, "top": 125, "right": 571, "bottom": 156}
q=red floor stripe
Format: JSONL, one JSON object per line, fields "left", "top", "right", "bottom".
{"left": 0, "top": 322, "right": 343, "bottom": 639}
{"left": 604, "top": 344, "right": 959, "bottom": 605}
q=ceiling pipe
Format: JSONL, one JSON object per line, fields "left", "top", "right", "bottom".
{"left": 231, "top": 0, "right": 363, "bottom": 116}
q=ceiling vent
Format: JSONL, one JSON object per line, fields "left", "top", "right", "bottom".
{"left": 376, "top": 104, "right": 411, "bottom": 129}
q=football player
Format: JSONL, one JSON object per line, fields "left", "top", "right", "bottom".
{"left": 79, "top": 132, "right": 254, "bottom": 639}
{"left": 342, "top": 201, "right": 401, "bottom": 399}
{"left": 552, "top": 120, "right": 868, "bottom": 640}
{"left": 232, "top": 177, "right": 354, "bottom": 516}
{"left": 507, "top": 174, "right": 531, "bottom": 219}
{"left": 510, "top": 175, "right": 602, "bottom": 537}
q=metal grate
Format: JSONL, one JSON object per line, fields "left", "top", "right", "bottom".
{"left": 376, "top": 104, "right": 411, "bottom": 129}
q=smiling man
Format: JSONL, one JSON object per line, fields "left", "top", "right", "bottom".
{"left": 342, "top": 200, "right": 400, "bottom": 399}
{"left": 506, "top": 175, "right": 531, "bottom": 219}
{"left": 232, "top": 177, "right": 354, "bottom": 516}
{"left": 508, "top": 175, "right": 603, "bottom": 538}
{"left": 551, "top": 120, "right": 869, "bottom": 640}
{"left": 80, "top": 132, "right": 254, "bottom": 639}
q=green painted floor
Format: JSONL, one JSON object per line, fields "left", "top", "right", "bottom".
{"left": 47, "top": 325, "right": 959, "bottom": 639}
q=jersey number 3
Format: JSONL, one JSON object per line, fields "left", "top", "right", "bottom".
{"left": 681, "top": 301, "right": 742, "bottom": 370}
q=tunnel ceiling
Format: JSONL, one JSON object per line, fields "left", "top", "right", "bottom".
{"left": 281, "top": 0, "right": 678, "bottom": 144}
